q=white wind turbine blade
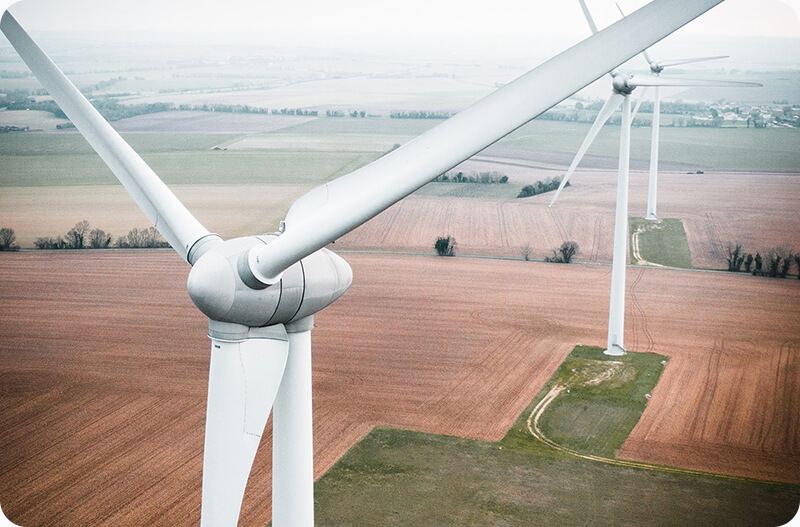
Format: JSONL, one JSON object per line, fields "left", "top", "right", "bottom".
{"left": 626, "top": 75, "right": 762, "bottom": 88}
{"left": 657, "top": 55, "right": 728, "bottom": 68}
{"left": 578, "top": 0, "right": 620, "bottom": 80}
{"left": 615, "top": 3, "right": 726, "bottom": 72}
{"left": 0, "top": 11, "right": 215, "bottom": 263}
{"left": 579, "top": 0, "right": 599, "bottom": 34}
{"left": 247, "top": 0, "right": 726, "bottom": 284}
{"left": 630, "top": 86, "right": 649, "bottom": 122}
{"left": 201, "top": 326, "right": 290, "bottom": 527}
{"left": 549, "top": 92, "right": 624, "bottom": 207}
{"left": 615, "top": 2, "right": 654, "bottom": 66}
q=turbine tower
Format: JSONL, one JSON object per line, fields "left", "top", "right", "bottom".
{"left": 614, "top": 2, "right": 730, "bottom": 220}
{"left": 549, "top": 0, "right": 758, "bottom": 356}
{"left": 1, "top": 0, "right": 727, "bottom": 524}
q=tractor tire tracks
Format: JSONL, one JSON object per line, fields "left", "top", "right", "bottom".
{"left": 628, "top": 267, "right": 654, "bottom": 354}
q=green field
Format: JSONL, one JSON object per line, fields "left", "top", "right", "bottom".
{"left": 498, "top": 119, "right": 800, "bottom": 171}
{"left": 629, "top": 217, "right": 694, "bottom": 269}
{"left": 0, "top": 132, "right": 380, "bottom": 187}
{"left": 1, "top": 115, "right": 798, "bottom": 193}
{"left": 314, "top": 346, "right": 799, "bottom": 526}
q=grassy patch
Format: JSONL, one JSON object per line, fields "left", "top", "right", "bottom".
{"left": 314, "top": 346, "right": 800, "bottom": 526}
{"left": 316, "top": 429, "right": 799, "bottom": 526}
{"left": 534, "top": 346, "right": 667, "bottom": 458}
{"left": 630, "top": 217, "right": 693, "bottom": 269}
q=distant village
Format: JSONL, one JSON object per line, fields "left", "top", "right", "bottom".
{"left": 694, "top": 102, "right": 799, "bottom": 128}
{"left": 548, "top": 99, "right": 800, "bottom": 129}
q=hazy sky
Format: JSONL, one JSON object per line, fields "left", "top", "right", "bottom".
{"left": 6, "top": 0, "right": 800, "bottom": 45}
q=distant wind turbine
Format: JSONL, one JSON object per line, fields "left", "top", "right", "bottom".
{"left": 615, "top": 2, "right": 734, "bottom": 220}
{"left": 549, "top": 0, "right": 758, "bottom": 356}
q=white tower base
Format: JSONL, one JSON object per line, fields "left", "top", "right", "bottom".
{"left": 604, "top": 95, "right": 632, "bottom": 357}
{"left": 272, "top": 316, "right": 315, "bottom": 527}
{"left": 646, "top": 85, "right": 661, "bottom": 221}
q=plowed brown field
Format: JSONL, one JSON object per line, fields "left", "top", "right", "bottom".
{"left": 0, "top": 251, "right": 798, "bottom": 526}
{"left": 339, "top": 170, "right": 800, "bottom": 268}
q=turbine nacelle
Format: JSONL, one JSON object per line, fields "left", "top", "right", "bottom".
{"left": 611, "top": 73, "right": 636, "bottom": 95}
{"left": 649, "top": 61, "right": 665, "bottom": 74}
{"left": 187, "top": 236, "right": 352, "bottom": 329}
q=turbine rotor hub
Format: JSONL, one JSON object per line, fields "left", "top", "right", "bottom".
{"left": 611, "top": 73, "right": 635, "bottom": 95}
{"left": 187, "top": 235, "right": 352, "bottom": 329}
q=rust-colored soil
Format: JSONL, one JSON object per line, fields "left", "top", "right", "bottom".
{"left": 339, "top": 170, "right": 800, "bottom": 268}
{"left": 0, "top": 251, "right": 798, "bottom": 526}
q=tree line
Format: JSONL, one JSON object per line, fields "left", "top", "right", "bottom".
{"left": 517, "top": 177, "right": 567, "bottom": 198}
{"left": 726, "top": 243, "right": 798, "bottom": 279}
{"left": 390, "top": 110, "right": 452, "bottom": 119}
{"left": 10, "top": 221, "right": 171, "bottom": 250}
{"left": 435, "top": 171, "right": 508, "bottom": 184}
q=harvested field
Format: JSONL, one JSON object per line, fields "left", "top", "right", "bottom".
{"left": 0, "top": 251, "right": 798, "bottom": 525}
{"left": 339, "top": 169, "right": 800, "bottom": 268}
{"left": 338, "top": 191, "right": 616, "bottom": 262}
{"left": 617, "top": 266, "right": 800, "bottom": 482}
{"left": 0, "top": 184, "right": 312, "bottom": 248}
{"left": 2, "top": 169, "right": 798, "bottom": 266}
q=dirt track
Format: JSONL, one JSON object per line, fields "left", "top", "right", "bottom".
{"left": 0, "top": 251, "right": 798, "bottom": 526}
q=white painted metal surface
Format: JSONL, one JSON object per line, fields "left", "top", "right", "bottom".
{"left": 273, "top": 322, "right": 315, "bottom": 527}
{"left": 201, "top": 331, "right": 289, "bottom": 526}
{"left": 647, "top": 85, "right": 662, "bottom": 220}
{"left": 549, "top": 92, "right": 624, "bottom": 207}
{"left": 605, "top": 95, "right": 632, "bottom": 357}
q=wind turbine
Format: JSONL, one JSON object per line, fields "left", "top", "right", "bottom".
{"left": 549, "top": 0, "right": 758, "bottom": 356}
{"left": 614, "top": 2, "right": 730, "bottom": 220}
{"left": 1, "top": 0, "right": 727, "bottom": 524}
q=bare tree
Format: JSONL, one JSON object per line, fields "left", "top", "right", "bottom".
{"left": 34, "top": 236, "right": 66, "bottom": 250}
{"left": 725, "top": 243, "right": 745, "bottom": 272}
{"left": 89, "top": 228, "right": 112, "bottom": 249}
{"left": 743, "top": 253, "right": 754, "bottom": 273}
{"left": 65, "top": 220, "right": 90, "bottom": 249}
{"left": 762, "top": 247, "right": 794, "bottom": 278}
{"left": 546, "top": 241, "right": 579, "bottom": 263}
{"left": 765, "top": 248, "right": 782, "bottom": 278}
{"left": 520, "top": 243, "right": 532, "bottom": 261}
{"left": 0, "top": 227, "right": 19, "bottom": 251}
{"left": 117, "top": 227, "right": 170, "bottom": 248}
{"left": 779, "top": 253, "right": 793, "bottom": 278}
{"left": 794, "top": 254, "right": 800, "bottom": 280}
